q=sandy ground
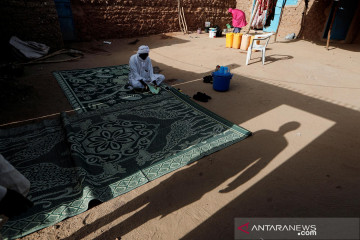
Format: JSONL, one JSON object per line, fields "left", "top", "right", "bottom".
{"left": 1, "top": 32, "right": 360, "bottom": 240}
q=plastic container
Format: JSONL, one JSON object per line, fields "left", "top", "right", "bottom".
{"left": 226, "top": 33, "right": 234, "bottom": 48}
{"left": 209, "top": 28, "right": 216, "bottom": 38}
{"left": 214, "top": 26, "right": 222, "bottom": 37}
{"left": 240, "top": 34, "right": 251, "bottom": 50}
{"left": 219, "top": 66, "right": 230, "bottom": 74}
{"left": 232, "top": 33, "right": 243, "bottom": 49}
{"left": 212, "top": 71, "right": 232, "bottom": 92}
{"left": 205, "top": 22, "right": 211, "bottom": 33}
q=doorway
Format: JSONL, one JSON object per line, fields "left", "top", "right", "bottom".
{"left": 322, "top": 1, "right": 358, "bottom": 40}
{"left": 54, "top": 0, "right": 76, "bottom": 41}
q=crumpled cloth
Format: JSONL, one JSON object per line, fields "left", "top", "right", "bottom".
{"left": 9, "top": 36, "right": 50, "bottom": 59}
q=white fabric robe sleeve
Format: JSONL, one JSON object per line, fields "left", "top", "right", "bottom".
{"left": 148, "top": 59, "right": 158, "bottom": 82}
{"left": 0, "top": 186, "right": 6, "bottom": 202}
{"left": 0, "top": 154, "right": 30, "bottom": 198}
{"left": 129, "top": 54, "right": 145, "bottom": 83}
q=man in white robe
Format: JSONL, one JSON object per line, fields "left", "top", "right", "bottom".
{"left": 128, "top": 45, "right": 165, "bottom": 89}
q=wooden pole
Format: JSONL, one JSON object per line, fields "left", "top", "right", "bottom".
{"left": 177, "top": 0, "right": 188, "bottom": 34}
{"left": 246, "top": 0, "right": 259, "bottom": 34}
{"left": 178, "top": 0, "right": 184, "bottom": 33}
{"left": 326, "top": 1, "right": 339, "bottom": 50}
{"left": 0, "top": 109, "right": 76, "bottom": 127}
{"left": 181, "top": 6, "right": 188, "bottom": 33}
{"left": 298, "top": 0, "right": 309, "bottom": 39}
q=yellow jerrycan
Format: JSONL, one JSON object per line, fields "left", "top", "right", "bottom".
{"left": 232, "top": 33, "right": 243, "bottom": 49}
{"left": 226, "top": 32, "right": 234, "bottom": 48}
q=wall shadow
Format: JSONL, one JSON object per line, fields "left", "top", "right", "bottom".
{"left": 178, "top": 76, "right": 360, "bottom": 239}
{"left": 56, "top": 61, "right": 359, "bottom": 239}
{"left": 3, "top": 37, "right": 360, "bottom": 240}
{"left": 62, "top": 121, "right": 300, "bottom": 240}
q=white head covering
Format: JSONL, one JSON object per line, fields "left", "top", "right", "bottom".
{"left": 137, "top": 45, "right": 150, "bottom": 54}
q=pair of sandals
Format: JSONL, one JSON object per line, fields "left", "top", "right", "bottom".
{"left": 193, "top": 92, "right": 212, "bottom": 102}
{"left": 203, "top": 75, "right": 213, "bottom": 84}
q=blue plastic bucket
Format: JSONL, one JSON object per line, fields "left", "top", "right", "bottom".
{"left": 212, "top": 72, "right": 232, "bottom": 91}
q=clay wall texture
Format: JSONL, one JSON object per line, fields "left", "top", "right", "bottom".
{"left": 71, "top": 0, "right": 359, "bottom": 43}
{"left": 71, "top": 0, "right": 237, "bottom": 41}
{"left": 0, "top": 0, "right": 358, "bottom": 54}
{"left": 276, "top": 0, "right": 306, "bottom": 39}
{"left": 300, "top": 0, "right": 332, "bottom": 41}
{"left": 0, "top": 0, "right": 63, "bottom": 53}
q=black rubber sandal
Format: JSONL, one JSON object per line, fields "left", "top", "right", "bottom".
{"left": 193, "top": 92, "right": 208, "bottom": 102}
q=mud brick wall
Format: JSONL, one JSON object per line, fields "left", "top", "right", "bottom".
{"left": 70, "top": 0, "right": 237, "bottom": 40}
{"left": 235, "top": 0, "right": 253, "bottom": 25}
{"left": 0, "top": 0, "right": 63, "bottom": 55}
{"left": 276, "top": 1, "right": 305, "bottom": 40}
{"left": 1, "top": 0, "right": 355, "bottom": 54}
{"left": 300, "top": 0, "right": 332, "bottom": 41}
{"left": 267, "top": 1, "right": 331, "bottom": 41}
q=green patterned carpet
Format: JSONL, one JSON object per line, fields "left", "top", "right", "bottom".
{"left": 0, "top": 65, "right": 251, "bottom": 239}
{"left": 53, "top": 64, "right": 165, "bottom": 113}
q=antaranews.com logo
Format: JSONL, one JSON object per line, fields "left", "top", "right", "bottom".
{"left": 234, "top": 218, "right": 359, "bottom": 240}
{"left": 238, "top": 222, "right": 316, "bottom": 236}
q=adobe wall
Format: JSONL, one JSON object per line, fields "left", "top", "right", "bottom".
{"left": 300, "top": 0, "right": 332, "bottom": 41}
{"left": 235, "top": 0, "right": 252, "bottom": 26}
{"left": 71, "top": 0, "right": 358, "bottom": 43}
{"left": 276, "top": 1, "right": 305, "bottom": 40}
{"left": 71, "top": 0, "right": 237, "bottom": 41}
{"left": 0, "top": 0, "right": 63, "bottom": 54}
{"left": 0, "top": 0, "right": 357, "bottom": 57}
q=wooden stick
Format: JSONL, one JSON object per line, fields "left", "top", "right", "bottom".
{"left": 326, "top": 1, "right": 339, "bottom": 50}
{"left": 27, "top": 49, "right": 68, "bottom": 62}
{"left": 298, "top": 0, "right": 309, "bottom": 39}
{"left": 247, "top": 0, "right": 259, "bottom": 34}
{"left": 181, "top": 6, "right": 188, "bottom": 33}
{"left": 178, "top": 0, "right": 184, "bottom": 33}
{"left": 180, "top": 11, "right": 186, "bottom": 34}
{"left": 0, "top": 109, "right": 76, "bottom": 128}
{"left": 179, "top": 1, "right": 187, "bottom": 34}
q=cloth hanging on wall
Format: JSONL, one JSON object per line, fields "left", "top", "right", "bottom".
{"left": 250, "top": 0, "right": 276, "bottom": 29}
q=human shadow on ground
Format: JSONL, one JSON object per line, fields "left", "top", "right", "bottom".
{"left": 219, "top": 122, "right": 300, "bottom": 193}
{"left": 62, "top": 122, "right": 300, "bottom": 240}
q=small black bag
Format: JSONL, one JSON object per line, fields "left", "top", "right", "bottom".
{"left": 214, "top": 25, "right": 223, "bottom": 37}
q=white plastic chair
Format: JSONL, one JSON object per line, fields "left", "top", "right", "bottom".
{"left": 246, "top": 33, "right": 274, "bottom": 65}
